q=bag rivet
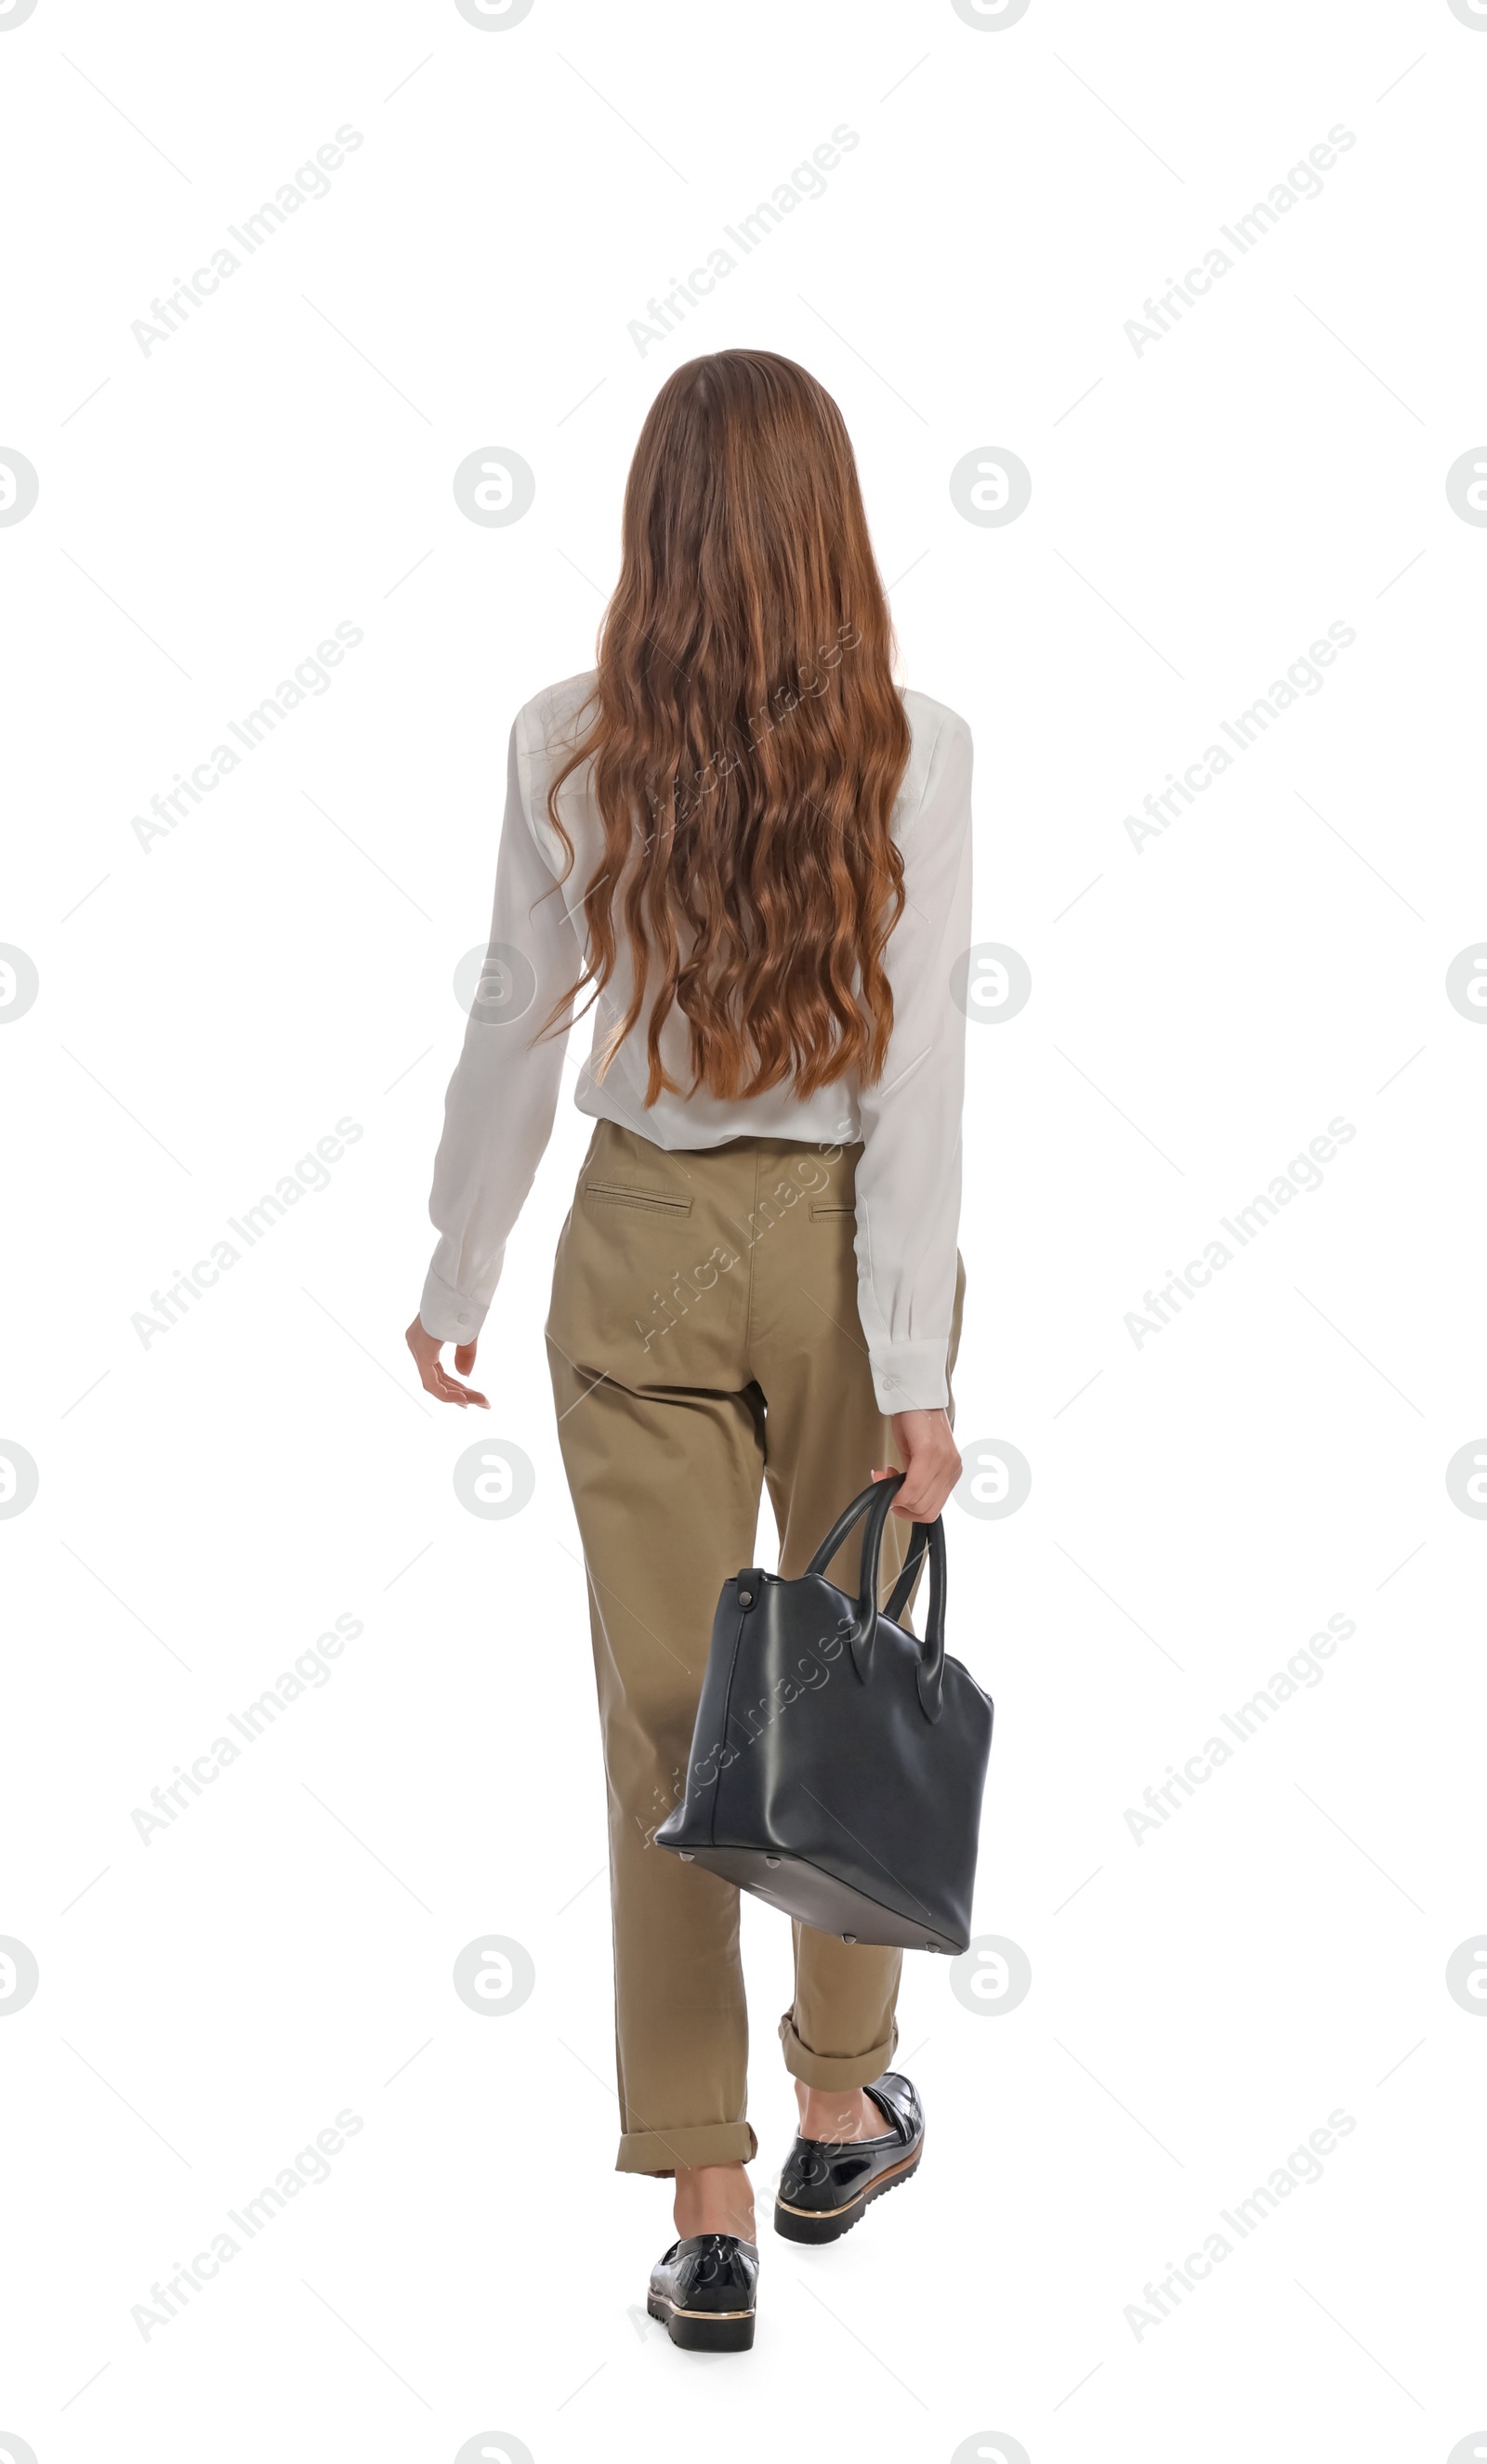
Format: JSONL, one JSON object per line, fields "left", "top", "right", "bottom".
{"left": 739, "top": 1588, "right": 754, "bottom": 1606}
{"left": 764, "top": 1855, "right": 781, "bottom": 1868}
{"left": 841, "top": 1933, "right": 857, "bottom": 1945}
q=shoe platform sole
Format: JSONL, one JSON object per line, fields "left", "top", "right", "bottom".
{"left": 647, "top": 2294, "right": 756, "bottom": 2353}
{"left": 772, "top": 2140, "right": 923, "bottom": 2245}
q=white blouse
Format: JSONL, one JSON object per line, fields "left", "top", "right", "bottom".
{"left": 420, "top": 671, "right": 974, "bottom": 1412}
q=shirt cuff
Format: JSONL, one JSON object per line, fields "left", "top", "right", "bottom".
{"left": 868, "top": 1340, "right": 951, "bottom": 1416}
{"left": 419, "top": 1264, "right": 491, "bottom": 1345}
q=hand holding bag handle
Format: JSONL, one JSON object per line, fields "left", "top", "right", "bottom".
{"left": 804, "top": 1474, "right": 949, "bottom": 1723}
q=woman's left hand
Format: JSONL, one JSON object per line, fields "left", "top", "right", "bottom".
{"left": 405, "top": 1316, "right": 490, "bottom": 1408}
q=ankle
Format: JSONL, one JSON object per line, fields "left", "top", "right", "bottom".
{"left": 796, "top": 2084, "right": 880, "bottom": 2144}
{"left": 673, "top": 2159, "right": 756, "bottom": 2242}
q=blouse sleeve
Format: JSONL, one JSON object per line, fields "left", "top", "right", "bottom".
{"left": 852, "top": 714, "right": 974, "bottom": 1414}
{"left": 418, "top": 714, "right": 584, "bottom": 1344}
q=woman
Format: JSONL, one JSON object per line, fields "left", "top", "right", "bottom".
{"left": 407, "top": 349, "right": 973, "bottom": 2353}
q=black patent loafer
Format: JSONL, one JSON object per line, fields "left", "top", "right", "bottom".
{"left": 647, "top": 2233, "right": 758, "bottom": 2352}
{"left": 774, "top": 2071, "right": 924, "bottom": 2245}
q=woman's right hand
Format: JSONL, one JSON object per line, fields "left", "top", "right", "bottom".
{"left": 405, "top": 1316, "right": 490, "bottom": 1409}
{"left": 874, "top": 1409, "right": 962, "bottom": 1522}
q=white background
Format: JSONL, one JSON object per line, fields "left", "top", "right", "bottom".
{"left": 3, "top": 1, "right": 1486, "bottom": 2457}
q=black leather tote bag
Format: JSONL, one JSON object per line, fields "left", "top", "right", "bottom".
{"left": 655, "top": 1473, "right": 994, "bottom": 1953}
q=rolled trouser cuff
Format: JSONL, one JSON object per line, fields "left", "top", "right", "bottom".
{"left": 778, "top": 2009, "right": 899, "bottom": 2090}
{"left": 615, "top": 2120, "right": 757, "bottom": 2176}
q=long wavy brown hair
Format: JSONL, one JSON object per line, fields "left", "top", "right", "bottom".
{"left": 540, "top": 349, "right": 912, "bottom": 1103}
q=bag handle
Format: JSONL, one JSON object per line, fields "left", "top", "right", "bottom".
{"left": 804, "top": 1474, "right": 949, "bottom": 1723}
{"left": 804, "top": 1474, "right": 901, "bottom": 1679}
{"left": 889, "top": 1516, "right": 948, "bottom": 1722}
{"left": 884, "top": 1526, "right": 931, "bottom": 1625}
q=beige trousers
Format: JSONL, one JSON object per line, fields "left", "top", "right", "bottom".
{"left": 546, "top": 1119, "right": 964, "bottom": 2174}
